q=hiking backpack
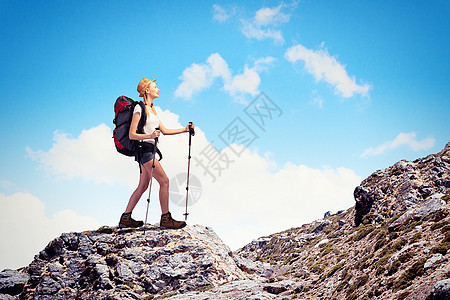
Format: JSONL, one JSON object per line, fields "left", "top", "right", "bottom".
{"left": 113, "top": 96, "right": 146, "bottom": 157}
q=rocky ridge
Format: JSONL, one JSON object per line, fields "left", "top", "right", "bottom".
{"left": 1, "top": 142, "right": 449, "bottom": 299}
{"left": 0, "top": 225, "right": 276, "bottom": 299}
{"left": 354, "top": 142, "right": 450, "bottom": 227}
{"left": 237, "top": 142, "right": 450, "bottom": 299}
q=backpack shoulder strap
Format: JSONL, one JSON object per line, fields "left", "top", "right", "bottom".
{"left": 136, "top": 101, "right": 147, "bottom": 134}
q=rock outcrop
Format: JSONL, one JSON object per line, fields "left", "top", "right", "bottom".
{"left": 354, "top": 142, "right": 450, "bottom": 226}
{"left": 237, "top": 142, "right": 449, "bottom": 299}
{"left": 0, "top": 225, "right": 275, "bottom": 299}
{"left": 1, "top": 142, "right": 449, "bottom": 300}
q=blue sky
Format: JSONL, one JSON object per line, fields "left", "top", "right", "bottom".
{"left": 1, "top": 0, "right": 449, "bottom": 270}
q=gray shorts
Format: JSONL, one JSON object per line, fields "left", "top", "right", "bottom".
{"left": 139, "top": 152, "right": 155, "bottom": 165}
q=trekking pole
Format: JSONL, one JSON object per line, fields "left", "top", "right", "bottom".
{"left": 184, "top": 122, "right": 195, "bottom": 221}
{"left": 144, "top": 127, "right": 159, "bottom": 233}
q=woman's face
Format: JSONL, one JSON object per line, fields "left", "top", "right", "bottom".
{"left": 147, "top": 82, "right": 159, "bottom": 99}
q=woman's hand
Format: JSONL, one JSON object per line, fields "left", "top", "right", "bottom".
{"left": 150, "top": 129, "right": 160, "bottom": 139}
{"left": 186, "top": 123, "right": 194, "bottom": 132}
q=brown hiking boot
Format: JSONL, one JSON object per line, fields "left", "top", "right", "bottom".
{"left": 119, "top": 212, "right": 144, "bottom": 228}
{"left": 160, "top": 212, "right": 186, "bottom": 229}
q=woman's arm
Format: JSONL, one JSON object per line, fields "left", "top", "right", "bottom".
{"left": 159, "top": 121, "right": 194, "bottom": 135}
{"left": 129, "top": 112, "right": 159, "bottom": 140}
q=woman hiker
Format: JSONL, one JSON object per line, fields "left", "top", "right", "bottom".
{"left": 119, "top": 77, "right": 194, "bottom": 229}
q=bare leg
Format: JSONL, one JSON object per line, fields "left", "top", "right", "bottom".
{"left": 142, "top": 158, "right": 170, "bottom": 214}
{"left": 125, "top": 166, "right": 150, "bottom": 213}
{"left": 139, "top": 159, "right": 186, "bottom": 229}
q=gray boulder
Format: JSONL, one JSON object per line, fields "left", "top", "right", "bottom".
{"left": 428, "top": 278, "right": 450, "bottom": 300}
{"left": 8, "top": 225, "right": 267, "bottom": 299}
{"left": 0, "top": 269, "right": 29, "bottom": 296}
{"left": 389, "top": 196, "right": 445, "bottom": 231}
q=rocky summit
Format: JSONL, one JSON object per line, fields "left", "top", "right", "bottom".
{"left": 0, "top": 225, "right": 274, "bottom": 299}
{"left": 1, "top": 142, "right": 449, "bottom": 300}
{"left": 354, "top": 142, "right": 450, "bottom": 227}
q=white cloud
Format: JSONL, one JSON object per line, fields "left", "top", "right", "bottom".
{"left": 27, "top": 109, "right": 362, "bottom": 252}
{"left": 189, "top": 147, "right": 361, "bottom": 250}
{"left": 212, "top": 4, "right": 231, "bottom": 23}
{"left": 174, "top": 63, "right": 215, "bottom": 100}
{"left": 254, "top": 4, "right": 290, "bottom": 26}
{"left": 175, "top": 53, "right": 230, "bottom": 99}
{"left": 241, "top": 21, "right": 284, "bottom": 44}
{"left": 310, "top": 96, "right": 324, "bottom": 109}
{"left": 212, "top": 3, "right": 291, "bottom": 44}
{"left": 361, "top": 132, "right": 435, "bottom": 158}
{"left": 253, "top": 56, "right": 276, "bottom": 72}
{"left": 175, "top": 53, "right": 274, "bottom": 103}
{"left": 240, "top": 3, "right": 292, "bottom": 44}
{"left": 224, "top": 66, "right": 260, "bottom": 97}
{"left": 27, "top": 123, "right": 136, "bottom": 187}
{"left": 207, "top": 53, "right": 232, "bottom": 81}
{"left": 0, "top": 192, "right": 99, "bottom": 270}
{"left": 285, "top": 44, "right": 371, "bottom": 98}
